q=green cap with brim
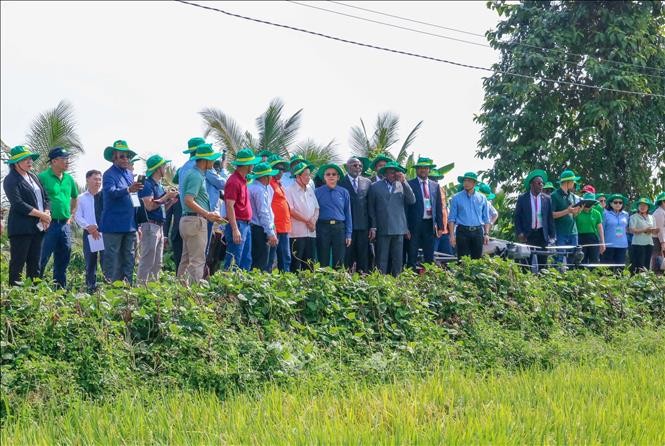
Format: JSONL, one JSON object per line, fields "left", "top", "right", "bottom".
{"left": 582, "top": 192, "right": 598, "bottom": 204}
{"left": 558, "top": 169, "right": 581, "bottom": 184}
{"left": 104, "top": 140, "right": 137, "bottom": 163}
{"left": 291, "top": 161, "right": 311, "bottom": 176}
{"left": 655, "top": 192, "right": 665, "bottom": 206}
{"left": 183, "top": 137, "right": 206, "bottom": 154}
{"left": 413, "top": 157, "right": 436, "bottom": 169}
{"left": 5, "top": 145, "right": 39, "bottom": 164}
{"left": 248, "top": 162, "right": 279, "bottom": 180}
{"left": 543, "top": 182, "right": 555, "bottom": 190}
{"left": 191, "top": 144, "right": 222, "bottom": 161}
{"left": 289, "top": 154, "right": 305, "bottom": 166}
{"left": 370, "top": 154, "right": 393, "bottom": 170}
{"left": 267, "top": 154, "right": 289, "bottom": 171}
{"left": 146, "top": 154, "right": 171, "bottom": 176}
{"left": 523, "top": 169, "right": 548, "bottom": 190}
{"left": 607, "top": 193, "right": 628, "bottom": 206}
{"left": 317, "top": 163, "right": 344, "bottom": 179}
{"left": 478, "top": 182, "right": 496, "bottom": 201}
{"left": 258, "top": 150, "right": 273, "bottom": 158}
{"left": 635, "top": 197, "right": 654, "bottom": 208}
{"left": 457, "top": 171, "right": 479, "bottom": 183}
{"left": 232, "top": 148, "right": 260, "bottom": 166}
{"left": 378, "top": 161, "right": 406, "bottom": 176}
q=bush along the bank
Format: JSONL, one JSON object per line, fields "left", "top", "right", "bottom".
{"left": 1, "top": 257, "right": 664, "bottom": 419}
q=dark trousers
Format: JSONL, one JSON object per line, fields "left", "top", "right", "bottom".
{"left": 40, "top": 221, "right": 72, "bottom": 288}
{"left": 456, "top": 226, "right": 484, "bottom": 259}
{"left": 434, "top": 233, "right": 452, "bottom": 255}
{"left": 408, "top": 219, "right": 436, "bottom": 268}
{"left": 316, "top": 221, "right": 346, "bottom": 268}
{"left": 631, "top": 244, "right": 652, "bottom": 273}
{"left": 251, "top": 224, "right": 270, "bottom": 272}
{"left": 171, "top": 229, "right": 183, "bottom": 272}
{"left": 291, "top": 237, "right": 316, "bottom": 271}
{"left": 268, "top": 233, "right": 291, "bottom": 272}
{"left": 8, "top": 233, "right": 44, "bottom": 286}
{"left": 526, "top": 228, "right": 548, "bottom": 266}
{"left": 375, "top": 234, "right": 404, "bottom": 276}
{"left": 345, "top": 229, "right": 369, "bottom": 273}
{"left": 102, "top": 232, "right": 137, "bottom": 284}
{"left": 82, "top": 231, "right": 104, "bottom": 292}
{"left": 579, "top": 233, "right": 600, "bottom": 264}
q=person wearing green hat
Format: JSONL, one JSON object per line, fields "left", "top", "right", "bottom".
{"left": 368, "top": 161, "right": 415, "bottom": 275}
{"left": 628, "top": 197, "right": 658, "bottom": 273}
{"left": 258, "top": 150, "right": 273, "bottom": 162}
{"left": 542, "top": 182, "right": 555, "bottom": 196}
{"left": 37, "top": 147, "right": 78, "bottom": 289}
{"left": 574, "top": 193, "right": 606, "bottom": 263}
{"left": 178, "top": 145, "right": 226, "bottom": 283}
{"left": 135, "top": 155, "right": 178, "bottom": 284}
{"left": 2, "top": 146, "right": 51, "bottom": 286}
{"left": 177, "top": 137, "right": 206, "bottom": 203}
{"left": 267, "top": 155, "right": 293, "bottom": 273}
{"left": 339, "top": 157, "right": 372, "bottom": 273}
{"left": 247, "top": 162, "right": 279, "bottom": 271}
{"left": 551, "top": 170, "right": 583, "bottom": 262}
{"left": 651, "top": 192, "right": 665, "bottom": 272}
{"left": 515, "top": 170, "right": 556, "bottom": 261}
{"left": 406, "top": 157, "right": 444, "bottom": 269}
{"left": 448, "top": 172, "right": 491, "bottom": 260}
{"left": 285, "top": 162, "right": 320, "bottom": 271}
{"left": 223, "top": 148, "right": 261, "bottom": 271}
{"left": 370, "top": 154, "right": 393, "bottom": 183}
{"left": 314, "top": 163, "right": 353, "bottom": 268}
{"left": 601, "top": 193, "right": 630, "bottom": 266}
{"left": 99, "top": 140, "right": 144, "bottom": 285}
{"left": 280, "top": 154, "right": 306, "bottom": 189}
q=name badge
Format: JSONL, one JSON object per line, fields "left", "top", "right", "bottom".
{"left": 424, "top": 198, "right": 432, "bottom": 211}
{"left": 130, "top": 193, "right": 141, "bottom": 208}
{"left": 615, "top": 226, "right": 624, "bottom": 238}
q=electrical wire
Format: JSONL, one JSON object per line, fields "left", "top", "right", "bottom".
{"left": 175, "top": 0, "right": 665, "bottom": 98}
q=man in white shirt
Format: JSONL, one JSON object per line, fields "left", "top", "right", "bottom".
{"left": 652, "top": 192, "right": 665, "bottom": 272}
{"left": 74, "top": 170, "right": 103, "bottom": 292}
{"left": 285, "top": 162, "right": 319, "bottom": 271}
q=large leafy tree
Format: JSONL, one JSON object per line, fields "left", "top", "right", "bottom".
{"left": 475, "top": 1, "right": 665, "bottom": 198}
{"left": 349, "top": 112, "right": 422, "bottom": 164}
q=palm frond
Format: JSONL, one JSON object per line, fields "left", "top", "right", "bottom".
{"left": 349, "top": 118, "right": 371, "bottom": 156}
{"left": 278, "top": 108, "right": 303, "bottom": 155}
{"left": 395, "top": 120, "right": 423, "bottom": 164}
{"left": 200, "top": 107, "right": 246, "bottom": 157}
{"left": 293, "top": 139, "right": 341, "bottom": 169}
{"left": 372, "top": 112, "right": 399, "bottom": 152}
{"left": 256, "top": 98, "right": 303, "bottom": 157}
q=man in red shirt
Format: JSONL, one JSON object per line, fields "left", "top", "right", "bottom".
{"left": 267, "top": 155, "right": 292, "bottom": 271}
{"left": 223, "top": 148, "right": 260, "bottom": 270}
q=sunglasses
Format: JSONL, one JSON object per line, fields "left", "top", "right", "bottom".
{"left": 324, "top": 172, "right": 338, "bottom": 177}
{"left": 612, "top": 201, "right": 623, "bottom": 205}
{"left": 116, "top": 154, "right": 130, "bottom": 159}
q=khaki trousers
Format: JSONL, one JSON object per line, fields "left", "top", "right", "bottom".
{"left": 178, "top": 215, "right": 207, "bottom": 284}
{"left": 137, "top": 222, "right": 164, "bottom": 285}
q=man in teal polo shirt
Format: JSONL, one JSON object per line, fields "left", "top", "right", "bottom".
{"left": 551, "top": 170, "right": 583, "bottom": 262}
{"left": 38, "top": 147, "right": 78, "bottom": 288}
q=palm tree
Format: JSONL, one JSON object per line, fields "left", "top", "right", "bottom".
{"left": 25, "top": 100, "right": 83, "bottom": 173}
{"left": 349, "top": 112, "right": 423, "bottom": 164}
{"left": 200, "top": 107, "right": 247, "bottom": 158}
{"left": 292, "top": 139, "right": 341, "bottom": 170}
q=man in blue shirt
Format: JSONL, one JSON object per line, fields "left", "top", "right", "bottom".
{"left": 248, "top": 162, "right": 279, "bottom": 271}
{"left": 178, "top": 137, "right": 206, "bottom": 204}
{"left": 315, "top": 163, "right": 352, "bottom": 268}
{"left": 137, "top": 154, "right": 178, "bottom": 284}
{"left": 448, "top": 171, "right": 490, "bottom": 259}
{"left": 99, "top": 140, "right": 143, "bottom": 284}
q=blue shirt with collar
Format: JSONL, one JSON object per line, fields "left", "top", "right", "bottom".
{"left": 603, "top": 209, "right": 629, "bottom": 248}
{"left": 315, "top": 185, "right": 353, "bottom": 238}
{"left": 449, "top": 189, "right": 490, "bottom": 228}
{"left": 248, "top": 180, "right": 276, "bottom": 237}
{"left": 205, "top": 168, "right": 227, "bottom": 213}
{"left": 178, "top": 158, "right": 196, "bottom": 203}
{"left": 138, "top": 176, "right": 166, "bottom": 223}
{"left": 100, "top": 164, "right": 137, "bottom": 233}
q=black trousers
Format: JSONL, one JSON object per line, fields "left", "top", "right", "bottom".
{"left": 291, "top": 237, "right": 316, "bottom": 271}
{"left": 579, "top": 233, "right": 600, "bottom": 264}
{"left": 631, "top": 244, "right": 652, "bottom": 273}
{"left": 250, "top": 224, "right": 270, "bottom": 272}
{"left": 9, "top": 233, "right": 44, "bottom": 286}
{"left": 526, "top": 228, "right": 548, "bottom": 266}
{"left": 316, "top": 221, "right": 346, "bottom": 268}
{"left": 456, "top": 226, "right": 484, "bottom": 259}
{"left": 345, "top": 229, "right": 369, "bottom": 273}
{"left": 375, "top": 234, "right": 404, "bottom": 276}
{"left": 408, "top": 219, "right": 436, "bottom": 268}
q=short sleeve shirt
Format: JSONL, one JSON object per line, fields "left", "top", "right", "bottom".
{"left": 38, "top": 167, "right": 78, "bottom": 219}
{"left": 138, "top": 177, "right": 166, "bottom": 222}
{"left": 181, "top": 167, "right": 209, "bottom": 215}
{"left": 629, "top": 213, "right": 656, "bottom": 246}
{"left": 270, "top": 177, "right": 291, "bottom": 234}
{"left": 224, "top": 171, "right": 252, "bottom": 221}
{"left": 551, "top": 189, "right": 577, "bottom": 235}
{"left": 575, "top": 208, "right": 602, "bottom": 236}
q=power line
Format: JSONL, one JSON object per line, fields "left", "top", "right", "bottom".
{"left": 328, "top": 0, "right": 665, "bottom": 76}
{"left": 175, "top": 0, "right": 665, "bottom": 99}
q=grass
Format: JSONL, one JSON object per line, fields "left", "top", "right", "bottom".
{"left": 3, "top": 348, "right": 664, "bottom": 445}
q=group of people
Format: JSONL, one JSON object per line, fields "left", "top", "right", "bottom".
{"left": 2, "top": 141, "right": 664, "bottom": 289}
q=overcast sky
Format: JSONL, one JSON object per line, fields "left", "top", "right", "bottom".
{"left": 1, "top": 1, "right": 500, "bottom": 184}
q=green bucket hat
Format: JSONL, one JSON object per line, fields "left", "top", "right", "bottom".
{"left": 428, "top": 172, "right": 443, "bottom": 181}
{"left": 607, "top": 193, "right": 628, "bottom": 206}
{"left": 248, "top": 162, "right": 279, "bottom": 180}
{"left": 5, "top": 145, "right": 39, "bottom": 164}
{"left": 145, "top": 154, "right": 171, "bottom": 176}
{"left": 635, "top": 197, "right": 654, "bottom": 208}
{"left": 289, "top": 154, "right": 305, "bottom": 166}
{"left": 378, "top": 161, "right": 406, "bottom": 176}
{"left": 258, "top": 150, "right": 273, "bottom": 158}
{"left": 183, "top": 137, "right": 206, "bottom": 154}
{"left": 582, "top": 192, "right": 598, "bottom": 204}
{"left": 318, "top": 163, "right": 344, "bottom": 179}
{"left": 232, "top": 148, "right": 260, "bottom": 166}
{"left": 523, "top": 169, "right": 548, "bottom": 190}
{"left": 457, "top": 171, "right": 479, "bottom": 183}
{"left": 655, "top": 192, "right": 665, "bottom": 206}
{"left": 370, "top": 154, "right": 393, "bottom": 170}
{"left": 104, "top": 140, "right": 137, "bottom": 162}
{"left": 291, "top": 161, "right": 311, "bottom": 176}
{"left": 267, "top": 154, "right": 289, "bottom": 171}
{"left": 413, "top": 157, "right": 436, "bottom": 169}
{"left": 558, "top": 169, "right": 581, "bottom": 184}
{"left": 130, "top": 155, "right": 141, "bottom": 164}
{"left": 357, "top": 156, "right": 371, "bottom": 174}
{"left": 543, "top": 182, "right": 555, "bottom": 191}
{"left": 191, "top": 144, "right": 222, "bottom": 161}
{"left": 478, "top": 182, "right": 496, "bottom": 201}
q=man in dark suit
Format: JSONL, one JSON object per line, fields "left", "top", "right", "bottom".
{"left": 339, "top": 157, "right": 372, "bottom": 273}
{"left": 368, "top": 161, "right": 416, "bottom": 276}
{"left": 406, "top": 157, "right": 444, "bottom": 268}
{"left": 514, "top": 170, "right": 556, "bottom": 265}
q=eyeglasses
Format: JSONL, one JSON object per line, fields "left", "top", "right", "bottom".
{"left": 116, "top": 154, "right": 129, "bottom": 159}
{"left": 612, "top": 201, "right": 623, "bottom": 205}
{"left": 324, "top": 172, "right": 338, "bottom": 177}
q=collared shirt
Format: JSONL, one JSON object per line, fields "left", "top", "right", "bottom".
{"left": 249, "top": 180, "right": 276, "bottom": 237}
{"left": 448, "top": 189, "right": 490, "bottom": 227}
{"left": 629, "top": 213, "right": 656, "bottom": 246}
{"left": 75, "top": 190, "right": 100, "bottom": 230}
{"left": 178, "top": 158, "right": 196, "bottom": 203}
{"left": 280, "top": 171, "right": 296, "bottom": 190}
{"left": 100, "top": 164, "right": 137, "bottom": 233}
{"left": 420, "top": 178, "right": 432, "bottom": 219}
{"left": 270, "top": 177, "right": 291, "bottom": 234}
{"left": 38, "top": 167, "right": 78, "bottom": 219}
{"left": 653, "top": 206, "right": 665, "bottom": 244}
{"left": 205, "top": 168, "right": 227, "bottom": 213}
{"left": 488, "top": 202, "right": 498, "bottom": 223}
{"left": 224, "top": 170, "right": 252, "bottom": 221}
{"left": 315, "top": 185, "right": 353, "bottom": 238}
{"left": 285, "top": 181, "right": 319, "bottom": 238}
{"left": 25, "top": 174, "right": 45, "bottom": 212}
{"left": 575, "top": 208, "right": 602, "bottom": 236}
{"left": 551, "top": 188, "right": 578, "bottom": 235}
{"left": 603, "top": 209, "right": 629, "bottom": 248}
{"left": 182, "top": 167, "right": 210, "bottom": 215}
{"left": 530, "top": 192, "right": 543, "bottom": 229}
{"left": 138, "top": 176, "right": 166, "bottom": 223}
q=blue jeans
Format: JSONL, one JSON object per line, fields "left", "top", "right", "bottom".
{"left": 556, "top": 232, "right": 579, "bottom": 264}
{"left": 40, "top": 221, "right": 72, "bottom": 288}
{"left": 268, "top": 233, "right": 291, "bottom": 272}
{"left": 224, "top": 221, "right": 252, "bottom": 270}
{"left": 434, "top": 233, "right": 453, "bottom": 255}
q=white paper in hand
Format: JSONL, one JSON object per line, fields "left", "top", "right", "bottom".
{"left": 88, "top": 234, "right": 105, "bottom": 253}
{"left": 130, "top": 192, "right": 141, "bottom": 208}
